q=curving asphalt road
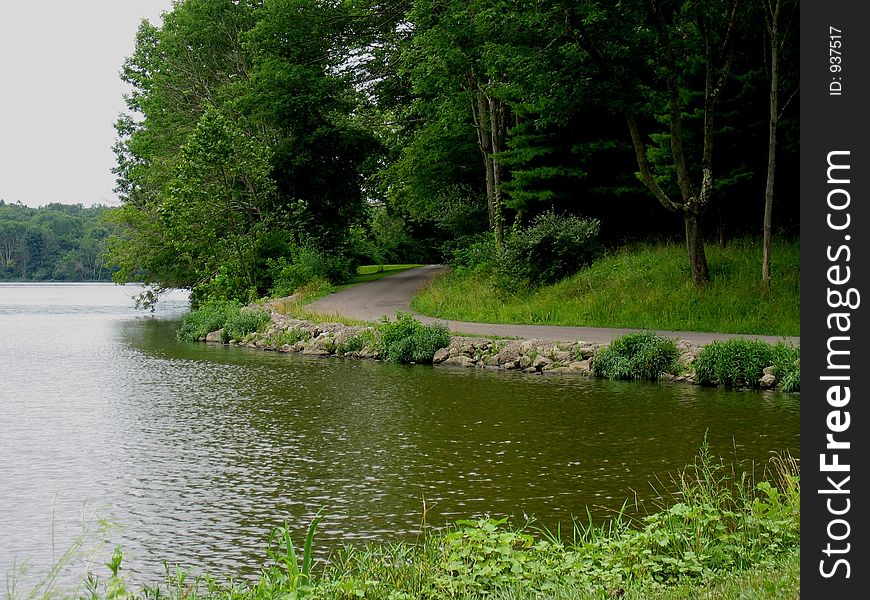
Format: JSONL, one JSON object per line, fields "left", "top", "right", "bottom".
{"left": 307, "top": 265, "right": 800, "bottom": 346}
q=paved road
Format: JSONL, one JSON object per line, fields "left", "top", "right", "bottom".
{"left": 308, "top": 265, "right": 800, "bottom": 346}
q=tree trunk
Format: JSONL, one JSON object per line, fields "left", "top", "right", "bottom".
{"left": 470, "top": 82, "right": 498, "bottom": 243}
{"left": 685, "top": 211, "right": 710, "bottom": 285}
{"left": 488, "top": 93, "right": 506, "bottom": 249}
{"left": 762, "top": 0, "right": 782, "bottom": 288}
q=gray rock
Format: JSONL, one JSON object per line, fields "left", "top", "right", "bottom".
{"left": 547, "top": 367, "right": 572, "bottom": 374}
{"left": 518, "top": 354, "right": 533, "bottom": 370}
{"left": 496, "top": 347, "right": 521, "bottom": 367}
{"left": 205, "top": 329, "right": 224, "bottom": 343}
{"left": 433, "top": 348, "right": 450, "bottom": 364}
{"left": 759, "top": 373, "right": 777, "bottom": 388}
{"left": 302, "top": 346, "right": 331, "bottom": 356}
{"left": 678, "top": 351, "right": 698, "bottom": 368}
{"left": 574, "top": 345, "right": 596, "bottom": 360}
{"left": 532, "top": 355, "right": 552, "bottom": 371}
{"left": 567, "top": 359, "right": 592, "bottom": 373}
{"left": 444, "top": 355, "right": 476, "bottom": 368}
{"left": 553, "top": 350, "right": 573, "bottom": 365}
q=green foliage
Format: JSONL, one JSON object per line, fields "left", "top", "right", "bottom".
{"left": 336, "top": 330, "right": 376, "bottom": 356}
{"left": 176, "top": 300, "right": 241, "bottom": 342}
{"left": 269, "top": 247, "right": 353, "bottom": 298}
{"left": 498, "top": 212, "right": 601, "bottom": 288}
{"left": 376, "top": 312, "right": 450, "bottom": 364}
{"left": 693, "top": 339, "right": 800, "bottom": 389}
{"left": 448, "top": 232, "right": 498, "bottom": 272}
{"left": 109, "top": 0, "right": 378, "bottom": 304}
{"left": 265, "top": 514, "right": 324, "bottom": 593}
{"left": 592, "top": 332, "right": 680, "bottom": 381}
{"left": 269, "top": 328, "right": 313, "bottom": 347}
{"left": 0, "top": 201, "right": 115, "bottom": 281}
{"left": 223, "top": 308, "right": 271, "bottom": 343}
{"left": 778, "top": 364, "right": 801, "bottom": 393}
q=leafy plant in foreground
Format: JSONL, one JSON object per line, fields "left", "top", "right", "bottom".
{"left": 266, "top": 514, "right": 324, "bottom": 592}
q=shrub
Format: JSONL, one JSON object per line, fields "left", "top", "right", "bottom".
{"left": 693, "top": 338, "right": 800, "bottom": 388}
{"left": 269, "top": 246, "right": 353, "bottom": 297}
{"left": 336, "top": 330, "right": 377, "bottom": 355}
{"left": 592, "top": 332, "right": 680, "bottom": 381}
{"left": 223, "top": 307, "right": 271, "bottom": 342}
{"left": 176, "top": 300, "right": 241, "bottom": 342}
{"left": 498, "top": 211, "right": 601, "bottom": 288}
{"left": 377, "top": 312, "right": 451, "bottom": 364}
{"left": 448, "top": 232, "right": 498, "bottom": 271}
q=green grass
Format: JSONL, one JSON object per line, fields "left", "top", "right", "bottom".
{"left": 412, "top": 238, "right": 799, "bottom": 336}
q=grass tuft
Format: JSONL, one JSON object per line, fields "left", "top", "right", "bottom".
{"left": 693, "top": 338, "right": 800, "bottom": 389}
{"left": 591, "top": 332, "right": 680, "bottom": 381}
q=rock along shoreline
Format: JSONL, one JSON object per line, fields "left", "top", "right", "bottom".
{"left": 199, "top": 305, "right": 794, "bottom": 391}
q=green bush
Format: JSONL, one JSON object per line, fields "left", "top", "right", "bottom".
{"left": 269, "top": 246, "right": 353, "bottom": 297}
{"left": 448, "top": 232, "right": 498, "bottom": 271}
{"left": 377, "top": 312, "right": 451, "bottom": 364}
{"left": 223, "top": 307, "right": 271, "bottom": 342}
{"left": 176, "top": 300, "right": 241, "bottom": 342}
{"left": 693, "top": 339, "right": 800, "bottom": 389}
{"left": 592, "top": 332, "right": 680, "bottom": 381}
{"left": 498, "top": 211, "right": 601, "bottom": 288}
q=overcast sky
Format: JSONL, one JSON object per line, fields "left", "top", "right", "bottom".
{"left": 0, "top": 1, "right": 175, "bottom": 208}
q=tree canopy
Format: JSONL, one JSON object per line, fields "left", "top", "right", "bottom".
{"left": 107, "top": 0, "right": 798, "bottom": 301}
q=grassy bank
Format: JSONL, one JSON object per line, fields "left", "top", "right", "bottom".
{"left": 34, "top": 448, "right": 799, "bottom": 600}
{"left": 412, "top": 238, "right": 799, "bottom": 337}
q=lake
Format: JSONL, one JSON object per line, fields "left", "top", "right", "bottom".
{"left": 0, "top": 283, "right": 799, "bottom": 589}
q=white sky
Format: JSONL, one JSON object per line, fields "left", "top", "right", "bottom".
{"left": 0, "top": 1, "right": 175, "bottom": 208}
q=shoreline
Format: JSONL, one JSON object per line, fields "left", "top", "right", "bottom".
{"left": 201, "top": 307, "right": 796, "bottom": 392}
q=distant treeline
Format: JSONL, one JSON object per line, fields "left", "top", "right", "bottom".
{"left": 0, "top": 201, "right": 115, "bottom": 281}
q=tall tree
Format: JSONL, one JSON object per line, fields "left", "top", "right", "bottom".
{"left": 623, "top": 0, "right": 740, "bottom": 284}
{"left": 109, "top": 0, "right": 379, "bottom": 302}
{"left": 760, "top": 0, "right": 798, "bottom": 287}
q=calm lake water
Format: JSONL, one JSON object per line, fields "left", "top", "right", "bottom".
{"left": 0, "top": 283, "right": 799, "bottom": 589}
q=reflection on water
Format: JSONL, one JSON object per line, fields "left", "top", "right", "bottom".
{"left": 0, "top": 284, "right": 799, "bottom": 587}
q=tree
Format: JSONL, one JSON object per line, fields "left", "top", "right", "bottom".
{"left": 400, "top": 0, "right": 511, "bottom": 247}
{"left": 623, "top": 0, "right": 740, "bottom": 285}
{"left": 760, "top": 0, "right": 798, "bottom": 287}
{"left": 109, "top": 0, "right": 380, "bottom": 302}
